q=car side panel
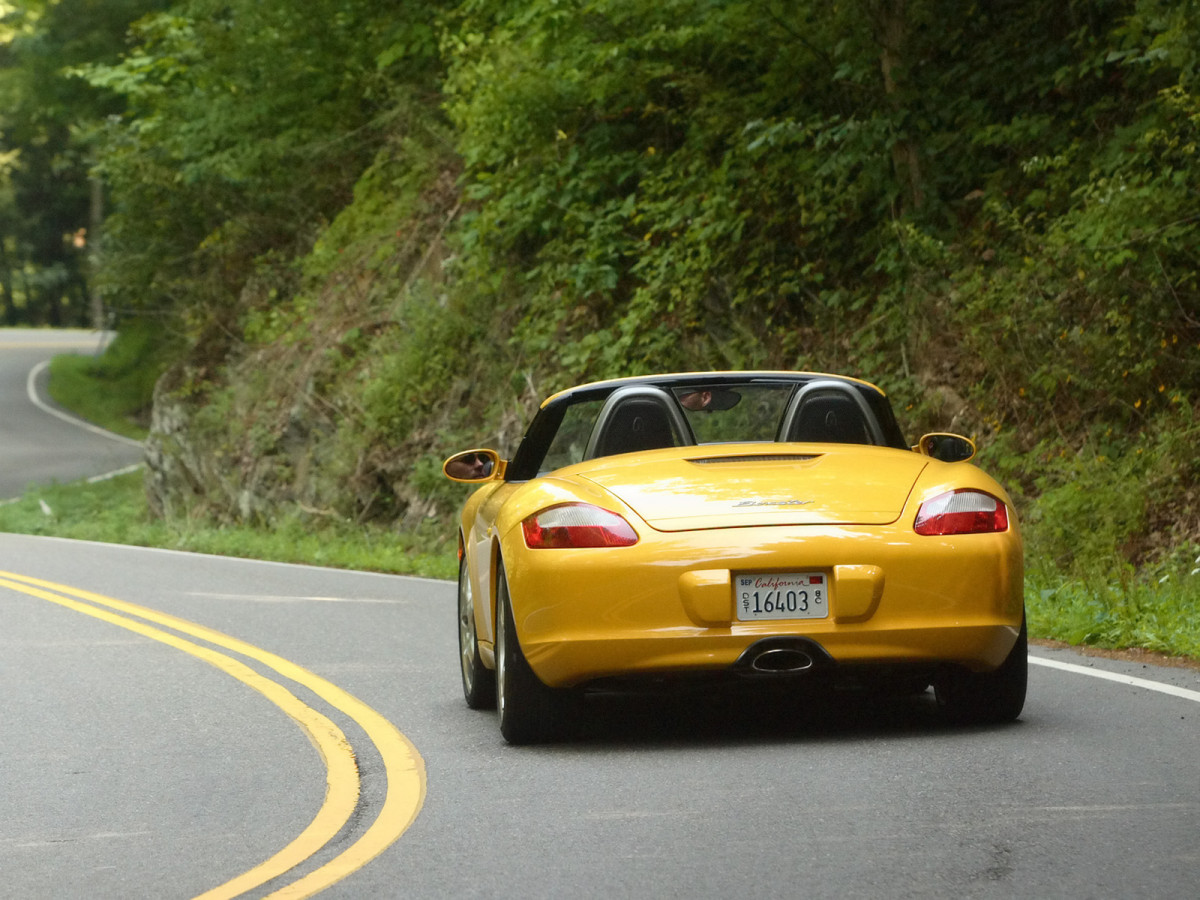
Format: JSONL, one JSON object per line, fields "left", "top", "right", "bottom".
{"left": 459, "top": 480, "right": 514, "bottom": 652}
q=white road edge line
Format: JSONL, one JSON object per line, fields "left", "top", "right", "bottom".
{"left": 25, "top": 360, "right": 143, "bottom": 448}
{"left": 0, "top": 534, "right": 451, "bottom": 582}
{"left": 1031, "top": 655, "right": 1200, "bottom": 704}
{"left": 86, "top": 464, "right": 143, "bottom": 483}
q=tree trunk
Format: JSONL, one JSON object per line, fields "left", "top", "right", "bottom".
{"left": 0, "top": 230, "right": 14, "bottom": 325}
{"left": 89, "top": 173, "right": 105, "bottom": 330}
{"left": 875, "top": 0, "right": 924, "bottom": 213}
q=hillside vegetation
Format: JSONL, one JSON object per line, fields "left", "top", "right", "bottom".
{"left": 2, "top": 1, "right": 1198, "bottom": 651}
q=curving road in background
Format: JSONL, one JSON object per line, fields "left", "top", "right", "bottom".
{"left": 0, "top": 328, "right": 143, "bottom": 500}
{"left": 1, "top": 330, "right": 1198, "bottom": 898}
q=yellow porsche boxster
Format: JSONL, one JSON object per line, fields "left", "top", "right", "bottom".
{"left": 444, "top": 372, "right": 1025, "bottom": 743}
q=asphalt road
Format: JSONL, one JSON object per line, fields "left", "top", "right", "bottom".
{"left": 0, "top": 328, "right": 143, "bottom": 500}
{"left": 1, "top": 333, "right": 1198, "bottom": 898}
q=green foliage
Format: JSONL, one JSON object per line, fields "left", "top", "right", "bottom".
{"left": 1020, "top": 411, "right": 1198, "bottom": 576}
{"left": 1027, "top": 564, "right": 1200, "bottom": 659}
{"left": 47, "top": 323, "right": 167, "bottom": 438}
{"left": 0, "top": 0, "right": 168, "bottom": 325}
{"left": 442, "top": 0, "right": 892, "bottom": 380}
{"left": 72, "top": 0, "right": 451, "bottom": 356}
{"left": 437, "top": 0, "right": 1191, "bottom": 389}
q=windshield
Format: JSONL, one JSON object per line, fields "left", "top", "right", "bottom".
{"left": 672, "top": 383, "right": 793, "bottom": 443}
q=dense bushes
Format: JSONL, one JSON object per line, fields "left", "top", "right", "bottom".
{"left": 429, "top": 0, "right": 1199, "bottom": 585}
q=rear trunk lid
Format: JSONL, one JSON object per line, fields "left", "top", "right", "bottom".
{"left": 577, "top": 445, "right": 927, "bottom": 531}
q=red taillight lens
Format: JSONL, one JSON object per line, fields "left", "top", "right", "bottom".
{"left": 522, "top": 503, "right": 639, "bottom": 549}
{"left": 914, "top": 490, "right": 1009, "bottom": 536}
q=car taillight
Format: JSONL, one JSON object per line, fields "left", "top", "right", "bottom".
{"left": 522, "top": 503, "right": 639, "bottom": 549}
{"left": 914, "top": 490, "right": 1009, "bottom": 536}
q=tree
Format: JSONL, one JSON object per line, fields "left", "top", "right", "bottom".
{"left": 0, "top": 0, "right": 169, "bottom": 324}
{"left": 77, "top": 0, "right": 445, "bottom": 355}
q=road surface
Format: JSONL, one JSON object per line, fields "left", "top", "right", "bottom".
{"left": 0, "top": 328, "right": 142, "bottom": 500}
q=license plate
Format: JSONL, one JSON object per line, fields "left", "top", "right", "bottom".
{"left": 735, "top": 572, "right": 829, "bottom": 621}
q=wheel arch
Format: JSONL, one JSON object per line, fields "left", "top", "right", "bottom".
{"left": 487, "top": 536, "right": 505, "bottom": 640}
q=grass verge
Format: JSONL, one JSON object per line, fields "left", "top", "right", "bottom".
{"left": 1027, "top": 564, "right": 1200, "bottom": 661}
{"left": 47, "top": 328, "right": 162, "bottom": 440}
{"left": 0, "top": 471, "right": 457, "bottom": 580}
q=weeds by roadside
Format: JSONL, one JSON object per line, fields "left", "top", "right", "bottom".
{"left": 0, "top": 471, "right": 457, "bottom": 580}
{"left": 47, "top": 326, "right": 165, "bottom": 440}
{"left": 1027, "top": 560, "right": 1200, "bottom": 660}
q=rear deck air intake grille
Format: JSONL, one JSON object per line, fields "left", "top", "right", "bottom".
{"left": 689, "top": 454, "right": 819, "bottom": 464}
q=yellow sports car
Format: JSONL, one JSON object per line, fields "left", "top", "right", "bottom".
{"left": 444, "top": 371, "right": 1025, "bottom": 743}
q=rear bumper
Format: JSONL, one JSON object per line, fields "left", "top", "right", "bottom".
{"left": 525, "top": 622, "right": 1022, "bottom": 689}
{"left": 501, "top": 522, "right": 1024, "bottom": 689}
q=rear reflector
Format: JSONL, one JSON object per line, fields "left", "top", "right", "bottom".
{"left": 914, "top": 490, "right": 1009, "bottom": 536}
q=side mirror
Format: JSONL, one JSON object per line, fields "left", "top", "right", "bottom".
{"left": 915, "top": 433, "right": 976, "bottom": 463}
{"left": 443, "top": 448, "right": 504, "bottom": 482}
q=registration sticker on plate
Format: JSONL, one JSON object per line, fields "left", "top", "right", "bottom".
{"left": 735, "top": 572, "right": 829, "bottom": 621}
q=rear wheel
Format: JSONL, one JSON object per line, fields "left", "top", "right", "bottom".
{"left": 458, "top": 556, "right": 495, "bottom": 709}
{"left": 495, "top": 567, "right": 572, "bottom": 744}
{"left": 935, "top": 616, "right": 1028, "bottom": 725}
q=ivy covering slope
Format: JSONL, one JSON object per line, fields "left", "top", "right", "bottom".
{"left": 4, "top": 1, "right": 1198, "bottom": 628}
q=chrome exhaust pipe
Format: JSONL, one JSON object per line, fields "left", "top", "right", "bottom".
{"left": 750, "top": 647, "right": 814, "bottom": 674}
{"left": 733, "top": 636, "right": 832, "bottom": 676}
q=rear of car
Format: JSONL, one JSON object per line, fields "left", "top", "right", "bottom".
{"left": 499, "top": 443, "right": 1023, "bottom": 690}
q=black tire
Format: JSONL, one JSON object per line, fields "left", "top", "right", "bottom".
{"left": 935, "top": 616, "right": 1028, "bottom": 725}
{"left": 495, "top": 567, "right": 572, "bottom": 744}
{"left": 458, "top": 556, "right": 495, "bottom": 709}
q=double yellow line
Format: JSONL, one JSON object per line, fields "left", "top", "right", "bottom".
{"left": 0, "top": 571, "right": 426, "bottom": 899}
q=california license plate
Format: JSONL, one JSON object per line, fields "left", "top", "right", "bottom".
{"left": 735, "top": 572, "right": 829, "bottom": 621}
